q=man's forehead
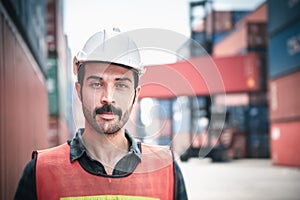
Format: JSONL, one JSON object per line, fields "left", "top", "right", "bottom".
{"left": 84, "top": 62, "right": 133, "bottom": 76}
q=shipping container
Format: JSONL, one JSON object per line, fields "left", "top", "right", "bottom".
{"left": 235, "top": 2, "right": 267, "bottom": 27}
{"left": 269, "top": 70, "right": 300, "bottom": 121}
{"left": 1, "top": 0, "right": 47, "bottom": 73}
{"left": 213, "top": 22, "right": 267, "bottom": 56}
{"left": 232, "top": 11, "right": 250, "bottom": 25}
{"left": 46, "top": 0, "right": 73, "bottom": 144}
{"left": 205, "top": 10, "right": 250, "bottom": 35}
{"left": 249, "top": 91, "right": 268, "bottom": 104}
{"left": 248, "top": 105, "right": 269, "bottom": 134}
{"left": 268, "top": 20, "right": 300, "bottom": 78}
{"left": 47, "top": 0, "right": 66, "bottom": 57}
{"left": 247, "top": 105, "right": 270, "bottom": 158}
{"left": 226, "top": 105, "right": 248, "bottom": 132}
{"left": 191, "top": 10, "right": 250, "bottom": 54}
{"left": 46, "top": 56, "right": 72, "bottom": 146}
{"left": 213, "top": 32, "right": 229, "bottom": 44}
{"left": 0, "top": 7, "right": 48, "bottom": 199}
{"left": 47, "top": 56, "right": 58, "bottom": 115}
{"left": 213, "top": 23, "right": 247, "bottom": 56}
{"left": 213, "top": 2, "right": 267, "bottom": 56}
{"left": 268, "top": 0, "right": 300, "bottom": 35}
{"left": 248, "top": 134, "right": 270, "bottom": 158}
{"left": 139, "top": 53, "right": 260, "bottom": 98}
{"left": 47, "top": 0, "right": 57, "bottom": 52}
{"left": 247, "top": 22, "right": 267, "bottom": 51}
{"left": 271, "top": 120, "right": 300, "bottom": 167}
{"left": 215, "top": 98, "right": 270, "bottom": 158}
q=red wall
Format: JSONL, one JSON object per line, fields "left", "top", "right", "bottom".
{"left": 0, "top": 10, "right": 48, "bottom": 199}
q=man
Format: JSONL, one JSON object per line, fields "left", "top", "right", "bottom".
{"left": 15, "top": 28, "right": 188, "bottom": 200}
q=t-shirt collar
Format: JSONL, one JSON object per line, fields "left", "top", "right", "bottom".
{"left": 68, "top": 128, "right": 142, "bottom": 163}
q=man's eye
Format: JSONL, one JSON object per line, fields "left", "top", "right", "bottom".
{"left": 91, "top": 82, "right": 102, "bottom": 88}
{"left": 116, "top": 83, "right": 128, "bottom": 89}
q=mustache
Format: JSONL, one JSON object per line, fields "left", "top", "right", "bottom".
{"left": 93, "top": 104, "right": 122, "bottom": 119}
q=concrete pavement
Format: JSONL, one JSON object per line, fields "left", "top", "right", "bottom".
{"left": 178, "top": 158, "right": 300, "bottom": 200}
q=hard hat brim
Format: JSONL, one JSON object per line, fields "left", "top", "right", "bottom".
{"left": 74, "top": 60, "right": 143, "bottom": 76}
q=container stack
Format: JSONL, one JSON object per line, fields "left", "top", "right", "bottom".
{"left": 268, "top": 0, "right": 300, "bottom": 167}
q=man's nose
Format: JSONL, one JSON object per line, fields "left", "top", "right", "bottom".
{"left": 100, "top": 87, "right": 115, "bottom": 105}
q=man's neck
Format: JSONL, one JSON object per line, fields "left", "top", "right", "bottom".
{"left": 81, "top": 124, "right": 129, "bottom": 175}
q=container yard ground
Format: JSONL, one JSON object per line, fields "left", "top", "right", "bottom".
{"left": 178, "top": 158, "right": 300, "bottom": 200}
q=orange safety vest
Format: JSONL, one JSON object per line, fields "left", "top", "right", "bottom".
{"left": 36, "top": 143, "right": 174, "bottom": 200}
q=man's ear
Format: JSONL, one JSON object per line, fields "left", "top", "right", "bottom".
{"left": 133, "top": 86, "right": 141, "bottom": 105}
{"left": 73, "top": 57, "right": 78, "bottom": 75}
{"left": 75, "top": 82, "right": 82, "bottom": 101}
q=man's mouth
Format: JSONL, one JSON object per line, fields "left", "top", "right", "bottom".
{"left": 94, "top": 104, "right": 122, "bottom": 120}
{"left": 98, "top": 112, "right": 116, "bottom": 120}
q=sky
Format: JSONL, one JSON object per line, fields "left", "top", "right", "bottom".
{"left": 63, "top": 0, "right": 265, "bottom": 65}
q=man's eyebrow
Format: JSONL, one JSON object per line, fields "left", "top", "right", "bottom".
{"left": 86, "top": 75, "right": 102, "bottom": 80}
{"left": 115, "top": 77, "right": 132, "bottom": 83}
{"left": 86, "top": 76, "right": 132, "bottom": 83}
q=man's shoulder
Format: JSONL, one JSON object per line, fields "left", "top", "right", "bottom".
{"left": 36, "top": 143, "right": 69, "bottom": 160}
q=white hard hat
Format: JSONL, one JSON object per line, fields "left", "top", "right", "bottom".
{"left": 73, "top": 28, "right": 145, "bottom": 76}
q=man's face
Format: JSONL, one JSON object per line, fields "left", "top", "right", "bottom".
{"left": 76, "top": 63, "right": 140, "bottom": 135}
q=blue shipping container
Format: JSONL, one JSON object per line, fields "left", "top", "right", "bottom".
{"left": 247, "top": 134, "right": 270, "bottom": 158}
{"left": 232, "top": 11, "right": 250, "bottom": 24}
{"left": 2, "top": 0, "right": 47, "bottom": 73}
{"left": 268, "top": 20, "right": 300, "bottom": 78}
{"left": 248, "top": 105, "right": 269, "bottom": 134}
{"left": 268, "top": 0, "right": 300, "bottom": 34}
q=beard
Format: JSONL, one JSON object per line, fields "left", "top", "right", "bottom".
{"left": 82, "top": 103, "right": 132, "bottom": 135}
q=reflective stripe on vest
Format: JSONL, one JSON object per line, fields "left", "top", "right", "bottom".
{"left": 36, "top": 143, "right": 174, "bottom": 200}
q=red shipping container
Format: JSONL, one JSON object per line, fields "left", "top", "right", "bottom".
{"left": 271, "top": 120, "right": 300, "bottom": 167}
{"left": 0, "top": 11, "right": 48, "bottom": 199}
{"left": 213, "top": 22, "right": 267, "bottom": 57}
{"left": 269, "top": 70, "right": 300, "bottom": 121}
{"left": 139, "top": 53, "right": 260, "bottom": 99}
